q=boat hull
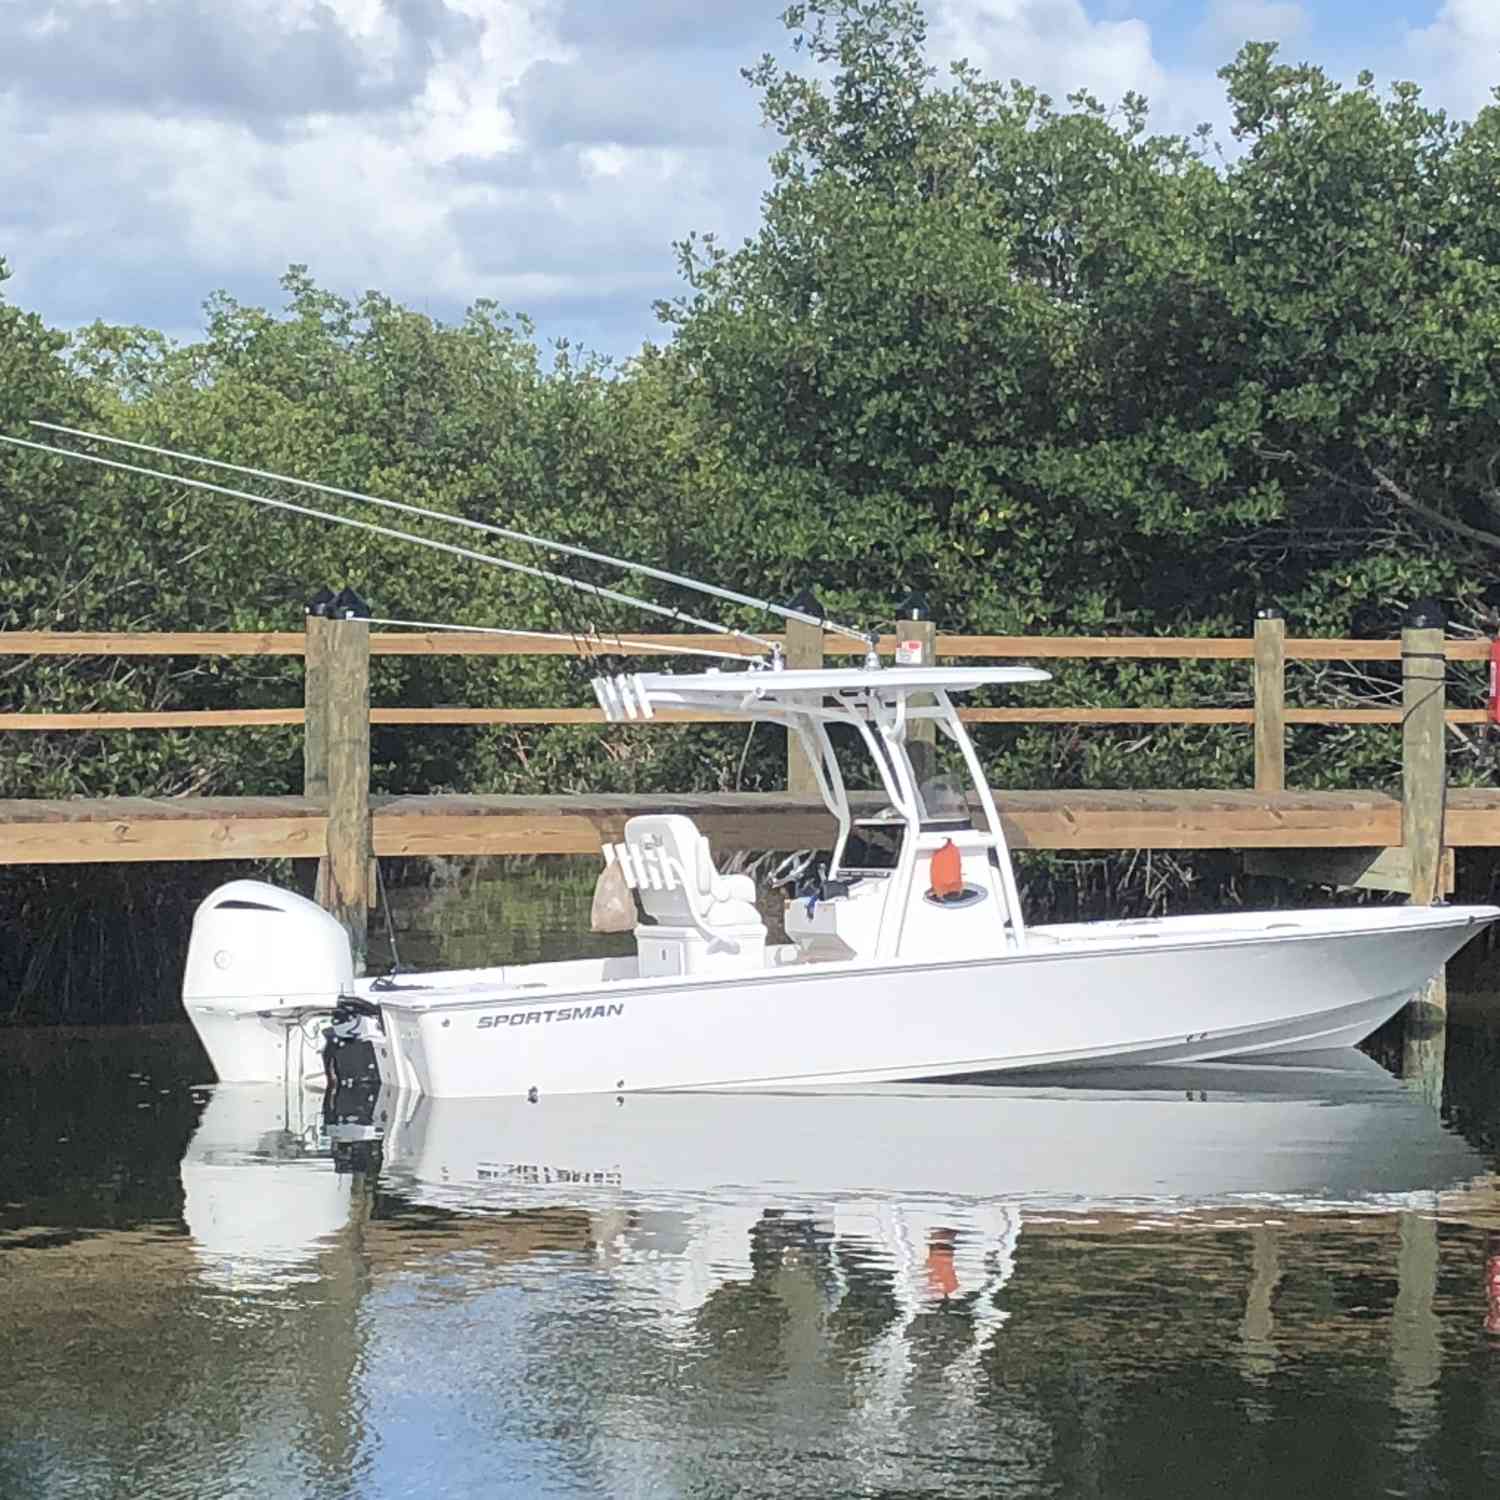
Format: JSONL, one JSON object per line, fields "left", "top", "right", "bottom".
{"left": 377, "top": 906, "right": 1494, "bottom": 1099}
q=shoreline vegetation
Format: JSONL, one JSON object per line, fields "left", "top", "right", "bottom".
{"left": 5, "top": 1, "right": 1500, "bottom": 1019}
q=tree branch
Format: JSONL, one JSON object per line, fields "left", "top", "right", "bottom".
{"left": 1370, "top": 466, "right": 1500, "bottom": 554}
{"left": 1254, "top": 444, "right": 1500, "bottom": 556}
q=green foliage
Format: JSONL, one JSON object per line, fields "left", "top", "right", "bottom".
{"left": 1, "top": 265, "right": 763, "bottom": 801}
{"left": 672, "top": 7, "right": 1497, "bottom": 635}
{"left": 661, "top": 1, "right": 1500, "bottom": 793}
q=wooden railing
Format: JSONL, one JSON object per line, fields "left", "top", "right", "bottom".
{"left": 1, "top": 612, "right": 1484, "bottom": 948}
{"left": 0, "top": 623, "right": 1489, "bottom": 739}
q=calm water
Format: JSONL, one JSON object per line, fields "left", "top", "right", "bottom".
{"left": 3, "top": 873, "right": 1500, "bottom": 1499}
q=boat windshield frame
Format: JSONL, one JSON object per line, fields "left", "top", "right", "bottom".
{"left": 594, "top": 667, "right": 1038, "bottom": 946}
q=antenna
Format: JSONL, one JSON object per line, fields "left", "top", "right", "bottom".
{"left": 0, "top": 434, "right": 776, "bottom": 654}
{"left": 30, "top": 421, "right": 875, "bottom": 648}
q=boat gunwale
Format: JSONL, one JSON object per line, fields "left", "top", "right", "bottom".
{"left": 366, "top": 903, "right": 1500, "bottom": 1016}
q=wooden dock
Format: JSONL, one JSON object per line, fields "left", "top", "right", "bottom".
{"left": 5, "top": 787, "right": 1500, "bottom": 864}
{"left": 2, "top": 609, "right": 1491, "bottom": 946}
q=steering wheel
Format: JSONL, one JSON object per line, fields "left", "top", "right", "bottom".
{"left": 769, "top": 850, "right": 818, "bottom": 890}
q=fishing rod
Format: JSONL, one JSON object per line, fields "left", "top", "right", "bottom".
{"left": 0, "top": 434, "right": 776, "bottom": 655}
{"left": 365, "top": 616, "right": 754, "bottom": 666}
{"left": 31, "top": 421, "right": 877, "bottom": 649}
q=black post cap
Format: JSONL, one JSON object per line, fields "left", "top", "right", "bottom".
{"left": 1255, "top": 604, "right": 1283, "bottom": 621}
{"left": 786, "top": 588, "right": 824, "bottom": 619}
{"left": 897, "top": 589, "right": 930, "bottom": 622}
{"left": 306, "top": 587, "right": 338, "bottom": 618}
{"left": 1405, "top": 597, "right": 1446, "bottom": 630}
{"left": 333, "top": 586, "right": 371, "bottom": 620}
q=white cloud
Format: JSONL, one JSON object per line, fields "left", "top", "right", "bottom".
{"left": 0, "top": 0, "right": 483, "bottom": 131}
{"left": 43, "top": 1, "right": 1481, "bottom": 357}
{"left": 0, "top": 0, "right": 785, "bottom": 353}
{"left": 1199, "top": 0, "right": 1310, "bottom": 50}
{"left": 1402, "top": 0, "right": 1500, "bottom": 117}
{"left": 930, "top": 1, "right": 1166, "bottom": 107}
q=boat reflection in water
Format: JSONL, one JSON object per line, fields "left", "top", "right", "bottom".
{"left": 180, "top": 1078, "right": 391, "bottom": 1289}
{"left": 183, "top": 1047, "right": 1489, "bottom": 1311}
{"left": 173, "top": 1050, "right": 1500, "bottom": 1496}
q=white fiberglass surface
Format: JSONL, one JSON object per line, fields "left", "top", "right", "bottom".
{"left": 353, "top": 954, "right": 639, "bottom": 1001}
{"left": 636, "top": 665, "right": 1052, "bottom": 696}
{"left": 355, "top": 945, "right": 814, "bottom": 1008}
{"left": 1030, "top": 904, "right": 1500, "bottom": 945}
{"left": 367, "top": 905, "right": 1498, "bottom": 1015}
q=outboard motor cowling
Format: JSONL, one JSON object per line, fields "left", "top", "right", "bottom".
{"left": 183, "top": 880, "right": 355, "bottom": 1084}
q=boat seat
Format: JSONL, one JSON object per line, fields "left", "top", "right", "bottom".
{"left": 605, "top": 814, "right": 761, "bottom": 933}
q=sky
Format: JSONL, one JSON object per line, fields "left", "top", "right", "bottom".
{"left": 0, "top": 1, "right": 1496, "bottom": 360}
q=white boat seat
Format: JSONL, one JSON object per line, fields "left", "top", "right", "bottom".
{"left": 605, "top": 814, "right": 761, "bottom": 932}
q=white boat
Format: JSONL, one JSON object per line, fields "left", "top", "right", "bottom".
{"left": 4, "top": 426, "right": 1489, "bottom": 1100}
{"left": 182, "top": 664, "right": 1500, "bottom": 1099}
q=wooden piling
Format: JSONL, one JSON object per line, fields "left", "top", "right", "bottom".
{"left": 1402, "top": 601, "right": 1448, "bottom": 1021}
{"left": 304, "top": 605, "right": 335, "bottom": 906}
{"left": 1402, "top": 605, "right": 1447, "bottom": 907}
{"left": 785, "top": 592, "right": 825, "bottom": 796}
{"left": 1253, "top": 609, "right": 1286, "bottom": 794}
{"left": 899, "top": 611, "right": 938, "bottom": 791}
{"left": 324, "top": 609, "right": 372, "bottom": 972}
{"left": 303, "top": 612, "right": 333, "bottom": 801}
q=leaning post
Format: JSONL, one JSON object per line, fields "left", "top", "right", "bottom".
{"left": 896, "top": 591, "right": 937, "bottom": 791}
{"left": 324, "top": 588, "right": 373, "bottom": 974}
{"left": 1253, "top": 607, "right": 1286, "bottom": 794}
{"left": 785, "top": 588, "right": 826, "bottom": 796}
{"left": 1402, "top": 598, "right": 1448, "bottom": 1025}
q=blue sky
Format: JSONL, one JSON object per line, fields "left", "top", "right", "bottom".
{"left": 0, "top": 3, "right": 1494, "bottom": 360}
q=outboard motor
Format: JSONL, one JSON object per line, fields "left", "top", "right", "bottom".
{"left": 183, "top": 880, "right": 355, "bottom": 1084}
{"left": 323, "top": 996, "right": 385, "bottom": 1092}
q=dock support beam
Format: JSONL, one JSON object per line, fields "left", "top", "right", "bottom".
{"left": 1253, "top": 608, "right": 1285, "bottom": 794}
{"left": 1403, "top": 600, "right": 1448, "bottom": 1039}
{"left": 323, "top": 592, "right": 372, "bottom": 973}
{"left": 785, "top": 589, "right": 825, "bottom": 796}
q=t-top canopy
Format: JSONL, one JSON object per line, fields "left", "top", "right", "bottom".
{"left": 592, "top": 665, "right": 1051, "bottom": 722}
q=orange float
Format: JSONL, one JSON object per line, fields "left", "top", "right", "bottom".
{"left": 929, "top": 838, "right": 963, "bottom": 901}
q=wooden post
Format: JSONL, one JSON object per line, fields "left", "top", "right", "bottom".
{"left": 896, "top": 592, "right": 937, "bottom": 791}
{"left": 1253, "top": 608, "right": 1285, "bottom": 794}
{"left": 785, "top": 589, "right": 825, "bottom": 796}
{"left": 325, "top": 593, "right": 372, "bottom": 973}
{"left": 303, "top": 593, "right": 336, "bottom": 801}
{"left": 304, "top": 591, "right": 336, "bottom": 906}
{"left": 1403, "top": 599, "right": 1448, "bottom": 1022}
{"left": 1402, "top": 602, "right": 1447, "bottom": 907}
